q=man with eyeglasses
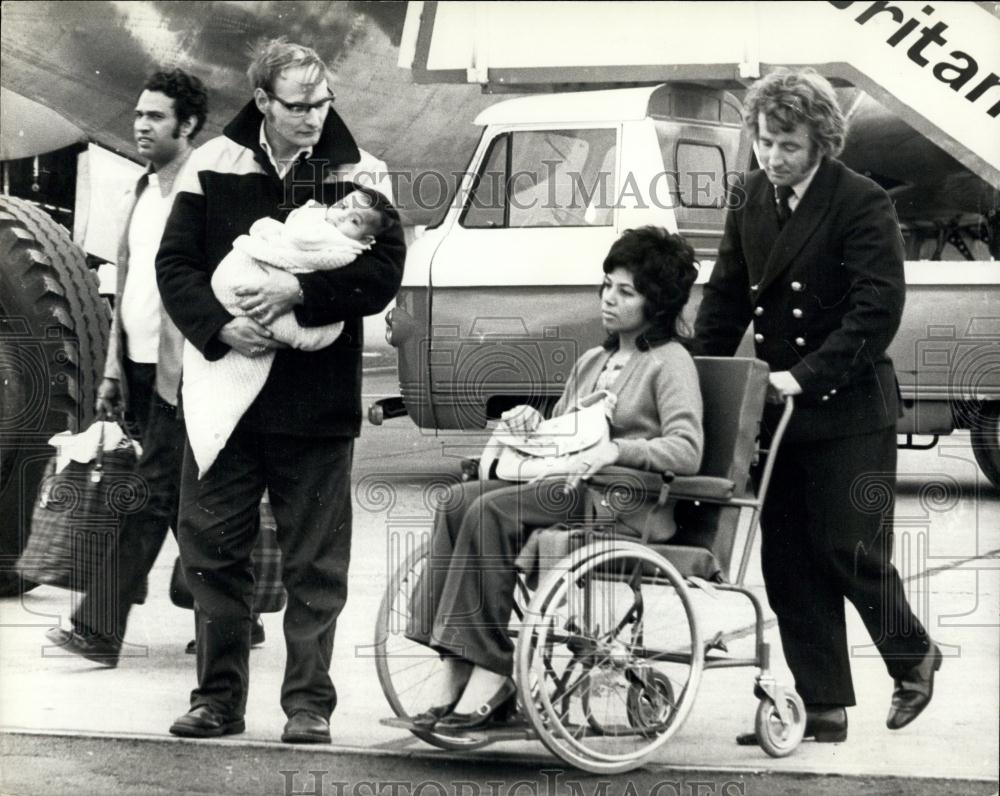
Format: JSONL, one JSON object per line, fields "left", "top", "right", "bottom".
{"left": 157, "top": 37, "right": 405, "bottom": 744}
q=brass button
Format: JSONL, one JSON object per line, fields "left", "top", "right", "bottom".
{"left": 792, "top": 308, "right": 803, "bottom": 318}
{"left": 754, "top": 306, "right": 764, "bottom": 316}
{"left": 754, "top": 333, "right": 764, "bottom": 343}
{"left": 750, "top": 283, "right": 760, "bottom": 291}
{"left": 830, "top": 388, "right": 837, "bottom": 395}
{"left": 821, "top": 395, "right": 829, "bottom": 402}
{"left": 795, "top": 336, "right": 806, "bottom": 346}
{"left": 791, "top": 281, "right": 803, "bottom": 292}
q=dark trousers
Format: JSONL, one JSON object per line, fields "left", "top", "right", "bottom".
{"left": 177, "top": 423, "right": 354, "bottom": 719}
{"left": 74, "top": 359, "right": 185, "bottom": 643}
{"left": 759, "top": 427, "right": 930, "bottom": 706}
{"left": 408, "top": 479, "right": 589, "bottom": 677}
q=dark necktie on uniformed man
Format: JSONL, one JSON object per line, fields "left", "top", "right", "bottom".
{"left": 775, "top": 184, "right": 794, "bottom": 229}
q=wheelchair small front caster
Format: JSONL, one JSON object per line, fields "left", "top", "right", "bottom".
{"left": 626, "top": 668, "right": 677, "bottom": 737}
{"left": 754, "top": 689, "right": 806, "bottom": 757}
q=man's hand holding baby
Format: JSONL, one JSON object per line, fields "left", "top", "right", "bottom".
{"left": 218, "top": 316, "right": 288, "bottom": 357}
{"left": 234, "top": 268, "right": 302, "bottom": 326}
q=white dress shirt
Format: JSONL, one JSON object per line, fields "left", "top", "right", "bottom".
{"left": 784, "top": 159, "right": 822, "bottom": 213}
{"left": 259, "top": 122, "right": 313, "bottom": 179}
{"left": 120, "top": 173, "right": 174, "bottom": 363}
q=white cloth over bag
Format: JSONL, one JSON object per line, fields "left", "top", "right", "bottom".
{"left": 480, "top": 391, "right": 614, "bottom": 481}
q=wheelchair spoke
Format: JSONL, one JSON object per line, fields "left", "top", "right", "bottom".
{"left": 517, "top": 542, "right": 704, "bottom": 772}
{"left": 375, "top": 540, "right": 493, "bottom": 752}
{"left": 388, "top": 656, "right": 442, "bottom": 678}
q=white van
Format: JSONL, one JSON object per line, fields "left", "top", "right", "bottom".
{"left": 374, "top": 83, "right": 1000, "bottom": 487}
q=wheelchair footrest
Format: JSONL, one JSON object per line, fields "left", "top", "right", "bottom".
{"left": 381, "top": 715, "right": 536, "bottom": 743}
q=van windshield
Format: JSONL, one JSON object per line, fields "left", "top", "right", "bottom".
{"left": 462, "top": 128, "right": 618, "bottom": 228}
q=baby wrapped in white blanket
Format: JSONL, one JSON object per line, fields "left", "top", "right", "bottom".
{"left": 183, "top": 191, "right": 386, "bottom": 475}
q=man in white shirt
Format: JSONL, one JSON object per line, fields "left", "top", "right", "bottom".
{"left": 46, "top": 69, "right": 210, "bottom": 665}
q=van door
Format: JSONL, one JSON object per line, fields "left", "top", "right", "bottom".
{"left": 427, "top": 125, "right": 620, "bottom": 428}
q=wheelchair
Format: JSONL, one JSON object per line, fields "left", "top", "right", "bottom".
{"left": 375, "top": 357, "right": 804, "bottom": 773}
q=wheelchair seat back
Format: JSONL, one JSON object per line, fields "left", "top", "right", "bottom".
{"left": 689, "top": 357, "right": 769, "bottom": 496}
{"left": 659, "top": 357, "right": 770, "bottom": 581}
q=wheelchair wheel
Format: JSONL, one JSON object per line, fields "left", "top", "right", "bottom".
{"left": 374, "top": 539, "right": 490, "bottom": 751}
{"left": 754, "top": 691, "right": 806, "bottom": 758}
{"left": 626, "top": 668, "right": 677, "bottom": 737}
{"left": 516, "top": 540, "right": 703, "bottom": 774}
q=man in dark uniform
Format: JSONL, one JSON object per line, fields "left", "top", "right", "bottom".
{"left": 693, "top": 68, "right": 940, "bottom": 744}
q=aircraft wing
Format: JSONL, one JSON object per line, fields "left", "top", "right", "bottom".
{"left": 0, "top": 0, "right": 502, "bottom": 224}
{"left": 402, "top": 0, "right": 1000, "bottom": 190}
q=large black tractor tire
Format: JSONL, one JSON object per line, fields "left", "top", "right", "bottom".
{"left": 971, "top": 403, "right": 1000, "bottom": 490}
{"left": 0, "top": 196, "right": 110, "bottom": 597}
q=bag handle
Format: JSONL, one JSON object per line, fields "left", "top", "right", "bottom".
{"left": 89, "top": 415, "right": 137, "bottom": 484}
{"left": 91, "top": 420, "right": 106, "bottom": 483}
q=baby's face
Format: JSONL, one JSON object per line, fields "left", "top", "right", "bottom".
{"left": 324, "top": 192, "right": 381, "bottom": 241}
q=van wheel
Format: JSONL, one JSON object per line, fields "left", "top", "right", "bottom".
{"left": 971, "top": 403, "right": 1000, "bottom": 490}
{"left": 0, "top": 196, "right": 110, "bottom": 597}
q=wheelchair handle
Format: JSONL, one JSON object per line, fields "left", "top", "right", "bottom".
{"left": 735, "top": 395, "right": 794, "bottom": 586}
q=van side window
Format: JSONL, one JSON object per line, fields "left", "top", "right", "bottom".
{"left": 674, "top": 142, "right": 727, "bottom": 208}
{"left": 461, "top": 129, "right": 617, "bottom": 229}
{"left": 462, "top": 133, "right": 509, "bottom": 228}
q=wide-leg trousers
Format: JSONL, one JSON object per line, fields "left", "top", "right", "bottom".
{"left": 759, "top": 426, "right": 931, "bottom": 706}
{"left": 408, "top": 479, "right": 589, "bottom": 677}
{"left": 177, "top": 423, "right": 354, "bottom": 719}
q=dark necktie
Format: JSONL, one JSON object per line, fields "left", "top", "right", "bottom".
{"left": 775, "top": 184, "right": 794, "bottom": 229}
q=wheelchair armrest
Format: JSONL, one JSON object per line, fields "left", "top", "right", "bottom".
{"left": 587, "top": 469, "right": 736, "bottom": 504}
{"left": 588, "top": 466, "right": 674, "bottom": 506}
{"left": 668, "top": 476, "right": 736, "bottom": 501}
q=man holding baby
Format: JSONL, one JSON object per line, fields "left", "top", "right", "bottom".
{"left": 157, "top": 37, "right": 405, "bottom": 743}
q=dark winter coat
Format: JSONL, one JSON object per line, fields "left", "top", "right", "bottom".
{"left": 693, "top": 156, "right": 905, "bottom": 441}
{"left": 156, "top": 101, "right": 405, "bottom": 436}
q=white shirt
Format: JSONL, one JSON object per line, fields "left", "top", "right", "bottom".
{"left": 259, "top": 122, "right": 313, "bottom": 179}
{"left": 785, "top": 159, "right": 822, "bottom": 213}
{"left": 120, "top": 173, "right": 174, "bottom": 363}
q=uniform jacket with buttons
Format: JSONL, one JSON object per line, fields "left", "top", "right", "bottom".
{"left": 693, "top": 156, "right": 905, "bottom": 442}
{"left": 156, "top": 101, "right": 406, "bottom": 437}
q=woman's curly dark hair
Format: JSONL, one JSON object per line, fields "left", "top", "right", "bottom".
{"left": 600, "top": 226, "right": 698, "bottom": 351}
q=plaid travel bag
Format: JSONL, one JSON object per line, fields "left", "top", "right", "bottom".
{"left": 169, "top": 494, "right": 286, "bottom": 613}
{"left": 15, "top": 421, "right": 143, "bottom": 592}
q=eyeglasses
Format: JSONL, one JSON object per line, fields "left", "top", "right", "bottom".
{"left": 266, "top": 92, "right": 336, "bottom": 117}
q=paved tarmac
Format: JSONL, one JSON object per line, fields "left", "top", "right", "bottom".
{"left": 1, "top": 404, "right": 998, "bottom": 795}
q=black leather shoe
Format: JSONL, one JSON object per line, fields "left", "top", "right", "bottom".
{"left": 435, "top": 679, "right": 518, "bottom": 732}
{"left": 169, "top": 705, "right": 245, "bottom": 738}
{"left": 410, "top": 698, "right": 460, "bottom": 730}
{"left": 804, "top": 706, "right": 848, "bottom": 741}
{"left": 45, "top": 627, "right": 73, "bottom": 647}
{"left": 186, "top": 617, "right": 265, "bottom": 654}
{"left": 887, "top": 644, "right": 942, "bottom": 730}
{"left": 281, "top": 710, "right": 331, "bottom": 744}
{"left": 736, "top": 705, "right": 847, "bottom": 745}
{"left": 45, "top": 627, "right": 119, "bottom": 668}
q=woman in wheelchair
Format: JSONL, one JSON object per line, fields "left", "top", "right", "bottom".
{"left": 405, "top": 226, "right": 705, "bottom": 733}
